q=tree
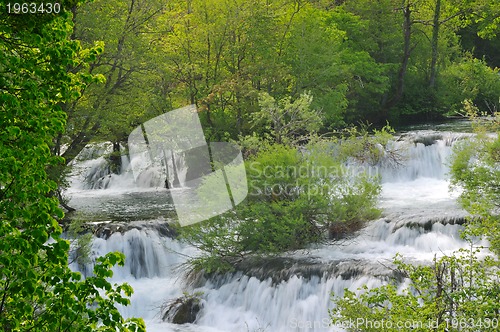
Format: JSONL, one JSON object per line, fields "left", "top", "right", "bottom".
{"left": 337, "top": 0, "right": 498, "bottom": 122}
{"left": 0, "top": 1, "right": 144, "bottom": 330}
{"left": 57, "top": 0, "right": 166, "bottom": 167}
{"left": 55, "top": 0, "right": 500, "bottom": 141}
{"left": 438, "top": 57, "right": 500, "bottom": 115}
{"left": 253, "top": 92, "right": 323, "bottom": 144}
{"left": 467, "top": 0, "right": 500, "bottom": 39}
{"left": 156, "top": 0, "right": 298, "bottom": 139}
{"left": 280, "top": 4, "right": 350, "bottom": 127}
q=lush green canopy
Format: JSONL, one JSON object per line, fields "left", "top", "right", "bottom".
{"left": 61, "top": 0, "right": 500, "bottom": 152}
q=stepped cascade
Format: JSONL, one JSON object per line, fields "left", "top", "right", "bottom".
{"left": 67, "top": 129, "right": 481, "bottom": 332}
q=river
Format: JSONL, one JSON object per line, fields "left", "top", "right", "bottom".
{"left": 65, "top": 121, "right": 484, "bottom": 332}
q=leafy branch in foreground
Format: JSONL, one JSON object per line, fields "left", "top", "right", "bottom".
{"left": 0, "top": 1, "right": 144, "bottom": 330}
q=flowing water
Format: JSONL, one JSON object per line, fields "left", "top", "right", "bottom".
{"left": 66, "top": 122, "right": 484, "bottom": 332}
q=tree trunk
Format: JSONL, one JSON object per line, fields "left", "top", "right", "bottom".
{"left": 61, "top": 121, "right": 101, "bottom": 165}
{"left": 383, "top": 0, "right": 413, "bottom": 115}
{"left": 394, "top": 0, "right": 412, "bottom": 104}
{"left": 163, "top": 149, "right": 181, "bottom": 189}
{"left": 382, "top": 0, "right": 413, "bottom": 114}
{"left": 429, "top": 0, "right": 441, "bottom": 89}
{"left": 57, "top": 189, "right": 76, "bottom": 213}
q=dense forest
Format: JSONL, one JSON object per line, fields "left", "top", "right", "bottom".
{"left": 58, "top": 0, "right": 500, "bottom": 164}
{"left": 1, "top": 0, "right": 500, "bottom": 331}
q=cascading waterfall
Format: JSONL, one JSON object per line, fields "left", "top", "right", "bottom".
{"left": 69, "top": 143, "right": 187, "bottom": 190}
{"left": 69, "top": 142, "right": 135, "bottom": 190}
{"left": 380, "top": 131, "right": 471, "bottom": 182}
{"left": 67, "top": 129, "right": 482, "bottom": 332}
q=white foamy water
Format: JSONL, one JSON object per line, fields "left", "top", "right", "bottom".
{"left": 67, "top": 129, "right": 484, "bottom": 332}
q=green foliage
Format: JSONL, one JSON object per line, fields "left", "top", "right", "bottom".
{"left": 253, "top": 92, "right": 323, "bottom": 144}
{"left": 439, "top": 56, "right": 500, "bottom": 115}
{"left": 56, "top": 0, "right": 166, "bottom": 166}
{"left": 180, "top": 128, "right": 386, "bottom": 273}
{"left": 52, "top": 0, "right": 500, "bottom": 145}
{"left": 0, "top": 1, "right": 144, "bottom": 330}
{"left": 468, "top": 0, "right": 500, "bottom": 39}
{"left": 336, "top": 124, "right": 396, "bottom": 165}
{"left": 450, "top": 107, "right": 500, "bottom": 255}
{"left": 281, "top": 4, "right": 351, "bottom": 127}
{"left": 331, "top": 248, "right": 500, "bottom": 331}
{"left": 67, "top": 213, "right": 93, "bottom": 269}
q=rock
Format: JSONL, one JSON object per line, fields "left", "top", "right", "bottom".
{"left": 162, "top": 294, "right": 203, "bottom": 324}
{"left": 91, "top": 220, "right": 177, "bottom": 240}
{"left": 227, "top": 255, "right": 400, "bottom": 285}
{"left": 328, "top": 220, "right": 364, "bottom": 240}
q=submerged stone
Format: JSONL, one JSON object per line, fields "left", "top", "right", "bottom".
{"left": 162, "top": 295, "right": 203, "bottom": 324}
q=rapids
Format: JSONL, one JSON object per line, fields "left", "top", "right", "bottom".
{"left": 66, "top": 125, "right": 483, "bottom": 332}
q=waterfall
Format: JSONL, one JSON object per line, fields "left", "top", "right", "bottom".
{"left": 67, "top": 129, "right": 483, "bottom": 332}
{"left": 70, "top": 220, "right": 474, "bottom": 332}
{"left": 69, "top": 142, "right": 188, "bottom": 190}
{"left": 380, "top": 131, "right": 471, "bottom": 182}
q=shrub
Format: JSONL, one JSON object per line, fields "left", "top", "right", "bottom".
{"left": 180, "top": 135, "right": 384, "bottom": 273}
